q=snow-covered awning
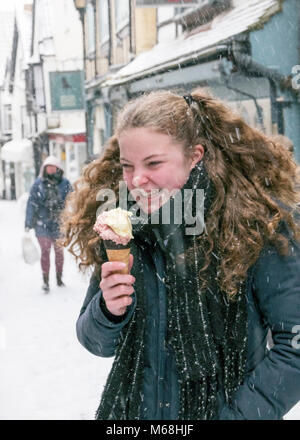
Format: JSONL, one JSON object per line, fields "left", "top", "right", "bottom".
{"left": 1, "top": 139, "right": 33, "bottom": 163}
{"left": 46, "top": 128, "right": 86, "bottom": 136}
{"left": 47, "top": 128, "right": 86, "bottom": 143}
{"left": 103, "top": 0, "right": 282, "bottom": 87}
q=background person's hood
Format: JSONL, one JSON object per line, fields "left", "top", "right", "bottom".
{"left": 39, "top": 155, "right": 64, "bottom": 178}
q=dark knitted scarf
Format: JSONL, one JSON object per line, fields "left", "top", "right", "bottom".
{"left": 95, "top": 161, "right": 248, "bottom": 420}
{"left": 43, "top": 172, "right": 63, "bottom": 221}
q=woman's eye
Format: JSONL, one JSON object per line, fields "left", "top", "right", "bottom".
{"left": 148, "top": 161, "right": 162, "bottom": 167}
{"left": 121, "top": 164, "right": 133, "bottom": 169}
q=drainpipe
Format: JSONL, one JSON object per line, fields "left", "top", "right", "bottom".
{"left": 219, "top": 58, "right": 265, "bottom": 131}
{"left": 227, "top": 39, "right": 300, "bottom": 135}
{"left": 227, "top": 80, "right": 264, "bottom": 131}
{"left": 230, "top": 41, "right": 297, "bottom": 96}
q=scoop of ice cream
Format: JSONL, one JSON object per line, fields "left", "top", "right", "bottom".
{"left": 93, "top": 207, "right": 133, "bottom": 245}
{"left": 95, "top": 225, "right": 131, "bottom": 246}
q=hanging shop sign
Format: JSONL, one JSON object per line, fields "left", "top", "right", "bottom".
{"left": 49, "top": 71, "right": 84, "bottom": 111}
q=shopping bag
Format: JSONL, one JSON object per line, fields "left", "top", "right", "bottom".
{"left": 22, "top": 232, "right": 40, "bottom": 265}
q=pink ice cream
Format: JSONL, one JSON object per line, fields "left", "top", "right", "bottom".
{"left": 93, "top": 223, "right": 130, "bottom": 245}
{"left": 93, "top": 208, "right": 133, "bottom": 246}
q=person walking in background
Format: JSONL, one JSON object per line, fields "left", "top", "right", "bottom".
{"left": 25, "top": 155, "right": 72, "bottom": 292}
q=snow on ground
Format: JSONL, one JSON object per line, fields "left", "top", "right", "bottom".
{"left": 0, "top": 199, "right": 113, "bottom": 420}
{"left": 0, "top": 198, "right": 299, "bottom": 420}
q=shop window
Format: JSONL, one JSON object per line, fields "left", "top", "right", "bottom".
{"left": 3, "top": 105, "right": 12, "bottom": 132}
{"left": 60, "top": 145, "right": 66, "bottom": 164}
{"left": 69, "top": 144, "right": 76, "bottom": 162}
{"left": 52, "top": 142, "right": 57, "bottom": 156}
{"left": 33, "top": 64, "right": 46, "bottom": 112}
{"left": 21, "top": 105, "right": 27, "bottom": 138}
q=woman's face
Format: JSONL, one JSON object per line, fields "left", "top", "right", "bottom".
{"left": 118, "top": 127, "right": 203, "bottom": 213}
{"left": 45, "top": 165, "right": 57, "bottom": 175}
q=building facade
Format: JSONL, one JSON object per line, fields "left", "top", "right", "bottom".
{"left": 0, "top": 3, "right": 35, "bottom": 200}
{"left": 77, "top": 0, "right": 300, "bottom": 162}
{"left": 0, "top": 10, "right": 17, "bottom": 199}
{"left": 1, "top": 0, "right": 88, "bottom": 200}
{"left": 30, "top": 0, "right": 87, "bottom": 184}
{"left": 75, "top": 0, "right": 158, "bottom": 158}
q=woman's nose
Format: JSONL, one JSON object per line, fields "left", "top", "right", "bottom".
{"left": 132, "top": 173, "right": 149, "bottom": 187}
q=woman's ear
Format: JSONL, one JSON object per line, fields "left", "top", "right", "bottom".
{"left": 190, "top": 144, "right": 204, "bottom": 169}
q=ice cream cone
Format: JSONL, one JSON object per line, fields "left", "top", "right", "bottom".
{"left": 94, "top": 208, "right": 133, "bottom": 274}
{"left": 103, "top": 240, "right": 131, "bottom": 274}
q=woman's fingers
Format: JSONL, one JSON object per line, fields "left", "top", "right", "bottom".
{"left": 105, "top": 283, "right": 135, "bottom": 299}
{"left": 101, "top": 255, "right": 134, "bottom": 278}
{"left": 100, "top": 272, "right": 135, "bottom": 291}
{"left": 100, "top": 257, "right": 135, "bottom": 316}
{"left": 101, "top": 261, "right": 128, "bottom": 278}
{"left": 105, "top": 291, "right": 134, "bottom": 312}
{"left": 128, "top": 254, "right": 134, "bottom": 271}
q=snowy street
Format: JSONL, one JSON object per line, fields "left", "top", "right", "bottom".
{"left": 0, "top": 199, "right": 299, "bottom": 420}
{"left": 0, "top": 198, "right": 113, "bottom": 420}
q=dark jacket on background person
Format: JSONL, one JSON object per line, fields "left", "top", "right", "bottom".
{"left": 76, "top": 219, "right": 300, "bottom": 420}
{"left": 25, "top": 156, "right": 72, "bottom": 239}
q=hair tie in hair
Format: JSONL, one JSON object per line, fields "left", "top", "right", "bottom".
{"left": 183, "top": 94, "right": 195, "bottom": 107}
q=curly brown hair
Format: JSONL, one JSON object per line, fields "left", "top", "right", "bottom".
{"left": 60, "top": 89, "right": 300, "bottom": 296}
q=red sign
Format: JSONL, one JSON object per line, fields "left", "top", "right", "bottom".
{"left": 49, "top": 133, "right": 86, "bottom": 143}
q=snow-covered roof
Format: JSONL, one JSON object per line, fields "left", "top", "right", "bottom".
{"left": 1, "top": 139, "right": 33, "bottom": 164}
{"left": 104, "top": 0, "right": 282, "bottom": 87}
{"left": 0, "top": 11, "right": 15, "bottom": 85}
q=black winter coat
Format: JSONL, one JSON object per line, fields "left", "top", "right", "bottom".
{"left": 76, "top": 222, "right": 300, "bottom": 420}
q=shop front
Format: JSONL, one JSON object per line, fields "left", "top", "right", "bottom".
{"left": 47, "top": 129, "right": 87, "bottom": 183}
{"left": 100, "top": 0, "right": 300, "bottom": 161}
{"left": 1, "top": 139, "right": 35, "bottom": 199}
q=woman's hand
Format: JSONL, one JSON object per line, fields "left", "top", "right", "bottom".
{"left": 100, "top": 254, "right": 135, "bottom": 316}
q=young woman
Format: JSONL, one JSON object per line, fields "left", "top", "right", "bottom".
{"left": 61, "top": 89, "right": 300, "bottom": 420}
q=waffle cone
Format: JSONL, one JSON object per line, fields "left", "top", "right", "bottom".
{"left": 106, "top": 248, "right": 130, "bottom": 274}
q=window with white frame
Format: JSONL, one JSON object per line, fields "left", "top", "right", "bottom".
{"left": 115, "top": 0, "right": 129, "bottom": 32}
{"left": 21, "top": 105, "right": 29, "bottom": 138}
{"left": 3, "top": 104, "right": 12, "bottom": 132}
{"left": 87, "top": 1, "right": 96, "bottom": 54}
{"left": 98, "top": 0, "right": 109, "bottom": 44}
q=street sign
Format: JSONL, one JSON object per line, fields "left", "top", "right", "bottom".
{"left": 136, "top": 0, "right": 199, "bottom": 6}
